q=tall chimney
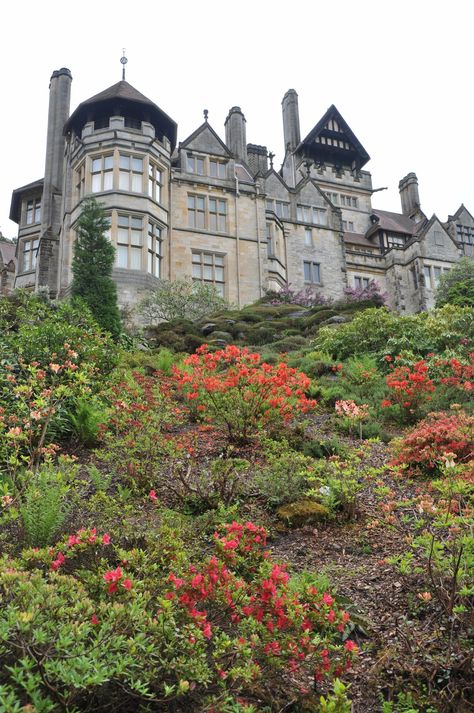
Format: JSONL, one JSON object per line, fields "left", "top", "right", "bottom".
{"left": 282, "top": 89, "right": 301, "bottom": 152}
{"left": 42, "top": 67, "right": 72, "bottom": 231}
{"left": 225, "top": 106, "right": 247, "bottom": 163}
{"left": 398, "top": 172, "right": 421, "bottom": 216}
{"left": 247, "top": 144, "right": 268, "bottom": 176}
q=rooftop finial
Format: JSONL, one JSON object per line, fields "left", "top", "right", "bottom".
{"left": 203, "top": 109, "right": 209, "bottom": 122}
{"left": 268, "top": 151, "right": 275, "bottom": 169}
{"left": 120, "top": 49, "right": 128, "bottom": 81}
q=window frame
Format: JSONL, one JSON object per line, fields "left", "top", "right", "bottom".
{"left": 118, "top": 153, "right": 144, "bottom": 193}
{"left": 21, "top": 237, "right": 39, "bottom": 272}
{"left": 91, "top": 154, "right": 114, "bottom": 193}
{"left": 192, "top": 250, "right": 225, "bottom": 296}
{"left": 188, "top": 194, "right": 227, "bottom": 232}
{"left": 25, "top": 198, "right": 42, "bottom": 225}
{"left": 297, "top": 203, "right": 327, "bottom": 226}
{"left": 148, "top": 162, "right": 163, "bottom": 204}
{"left": 303, "top": 260, "right": 321, "bottom": 284}
{"left": 116, "top": 213, "right": 144, "bottom": 270}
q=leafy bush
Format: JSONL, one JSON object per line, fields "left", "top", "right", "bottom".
{"left": 390, "top": 409, "right": 474, "bottom": 476}
{"left": 254, "top": 439, "right": 314, "bottom": 507}
{"left": 435, "top": 257, "right": 474, "bottom": 308}
{"left": 65, "top": 396, "right": 108, "bottom": 446}
{"left": 0, "top": 290, "right": 119, "bottom": 375}
{"left": 0, "top": 521, "right": 358, "bottom": 711}
{"left": 314, "top": 305, "right": 474, "bottom": 361}
{"left": 173, "top": 345, "right": 316, "bottom": 444}
{"left": 139, "top": 277, "right": 229, "bottom": 324}
{"left": 343, "top": 279, "right": 387, "bottom": 305}
{"left": 266, "top": 283, "right": 331, "bottom": 307}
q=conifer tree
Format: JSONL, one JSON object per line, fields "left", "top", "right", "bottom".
{"left": 71, "top": 197, "right": 121, "bottom": 338}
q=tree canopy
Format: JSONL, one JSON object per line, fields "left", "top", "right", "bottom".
{"left": 435, "top": 257, "right": 474, "bottom": 308}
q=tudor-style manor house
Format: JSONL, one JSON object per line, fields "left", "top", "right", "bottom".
{"left": 10, "top": 67, "right": 474, "bottom": 313}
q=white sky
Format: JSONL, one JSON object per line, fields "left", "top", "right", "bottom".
{"left": 1, "top": 0, "right": 472, "bottom": 238}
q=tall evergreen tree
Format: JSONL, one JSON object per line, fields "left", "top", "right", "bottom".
{"left": 71, "top": 197, "right": 121, "bottom": 338}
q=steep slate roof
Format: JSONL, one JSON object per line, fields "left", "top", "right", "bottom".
{"left": 296, "top": 105, "right": 370, "bottom": 169}
{"left": 366, "top": 209, "right": 418, "bottom": 238}
{"left": 344, "top": 232, "right": 379, "bottom": 249}
{"left": 9, "top": 178, "right": 44, "bottom": 223}
{"left": 64, "top": 80, "right": 177, "bottom": 150}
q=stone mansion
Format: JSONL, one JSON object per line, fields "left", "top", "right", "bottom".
{"left": 9, "top": 67, "right": 474, "bottom": 313}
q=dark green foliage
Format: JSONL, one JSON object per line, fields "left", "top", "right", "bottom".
{"left": 435, "top": 257, "right": 474, "bottom": 308}
{"left": 71, "top": 197, "right": 121, "bottom": 339}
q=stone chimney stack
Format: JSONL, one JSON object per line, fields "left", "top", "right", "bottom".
{"left": 225, "top": 106, "right": 247, "bottom": 163}
{"left": 247, "top": 144, "right": 268, "bottom": 176}
{"left": 42, "top": 68, "right": 72, "bottom": 230}
{"left": 399, "top": 172, "right": 421, "bottom": 216}
{"left": 38, "top": 67, "right": 72, "bottom": 296}
{"left": 282, "top": 89, "right": 301, "bottom": 152}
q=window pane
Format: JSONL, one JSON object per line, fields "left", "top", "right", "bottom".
{"left": 132, "top": 157, "right": 143, "bottom": 171}
{"left": 131, "top": 230, "right": 142, "bottom": 246}
{"left": 131, "top": 217, "right": 142, "bottom": 229}
{"left": 197, "top": 197, "right": 205, "bottom": 210}
{"left": 117, "top": 246, "right": 128, "bottom": 267}
{"left": 192, "top": 253, "right": 201, "bottom": 263}
{"left": 92, "top": 174, "right": 101, "bottom": 192}
{"left": 209, "top": 215, "right": 217, "bottom": 230}
{"left": 104, "top": 155, "right": 113, "bottom": 170}
{"left": 209, "top": 199, "right": 216, "bottom": 212}
{"left": 119, "top": 172, "right": 129, "bottom": 190}
{"left": 192, "top": 264, "right": 201, "bottom": 278}
{"left": 119, "top": 155, "right": 130, "bottom": 169}
{"left": 215, "top": 283, "right": 225, "bottom": 297}
{"left": 196, "top": 212, "right": 205, "bottom": 228}
{"left": 131, "top": 248, "right": 141, "bottom": 269}
{"left": 210, "top": 161, "right": 217, "bottom": 177}
{"left": 214, "top": 255, "right": 224, "bottom": 266}
{"left": 187, "top": 157, "right": 194, "bottom": 172}
{"left": 313, "top": 264, "right": 321, "bottom": 283}
{"left": 215, "top": 266, "right": 224, "bottom": 281}
{"left": 132, "top": 174, "right": 142, "bottom": 192}
{"left": 197, "top": 158, "right": 204, "bottom": 175}
{"left": 188, "top": 196, "right": 195, "bottom": 209}
{"left": 117, "top": 228, "right": 129, "bottom": 243}
{"left": 218, "top": 216, "right": 226, "bottom": 231}
{"left": 118, "top": 215, "right": 129, "bottom": 227}
{"left": 148, "top": 252, "right": 152, "bottom": 273}
{"left": 303, "top": 262, "right": 311, "bottom": 281}
{"left": 218, "top": 163, "right": 226, "bottom": 178}
{"left": 103, "top": 172, "right": 113, "bottom": 190}
{"left": 92, "top": 158, "right": 101, "bottom": 172}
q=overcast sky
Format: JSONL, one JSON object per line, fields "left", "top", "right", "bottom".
{"left": 1, "top": 0, "right": 472, "bottom": 238}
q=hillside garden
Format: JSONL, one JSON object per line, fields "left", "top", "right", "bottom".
{"left": 0, "top": 289, "right": 473, "bottom": 713}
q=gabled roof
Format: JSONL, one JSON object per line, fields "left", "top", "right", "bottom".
{"left": 296, "top": 105, "right": 370, "bottom": 170}
{"left": 366, "top": 209, "right": 419, "bottom": 238}
{"left": 64, "top": 80, "right": 177, "bottom": 150}
{"left": 449, "top": 204, "right": 474, "bottom": 223}
{"left": 179, "top": 121, "right": 232, "bottom": 157}
{"left": 415, "top": 214, "right": 457, "bottom": 246}
{"left": 10, "top": 178, "right": 44, "bottom": 223}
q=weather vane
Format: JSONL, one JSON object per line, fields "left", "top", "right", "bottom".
{"left": 120, "top": 49, "right": 128, "bottom": 81}
{"left": 203, "top": 109, "right": 209, "bottom": 122}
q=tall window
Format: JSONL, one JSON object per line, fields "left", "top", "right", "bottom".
{"left": 22, "top": 238, "right": 39, "bottom": 271}
{"left": 433, "top": 266, "right": 442, "bottom": 285}
{"left": 210, "top": 160, "right": 226, "bottom": 178}
{"left": 266, "top": 199, "right": 290, "bottom": 220}
{"left": 303, "top": 261, "right": 321, "bottom": 284}
{"left": 342, "top": 220, "right": 354, "bottom": 231}
{"left": 187, "top": 155, "right": 205, "bottom": 175}
{"left": 192, "top": 251, "right": 225, "bottom": 296}
{"left": 304, "top": 228, "right": 313, "bottom": 246}
{"left": 148, "top": 163, "right": 162, "bottom": 203}
{"left": 188, "top": 195, "right": 206, "bottom": 228}
{"left": 116, "top": 214, "right": 143, "bottom": 269}
{"left": 424, "top": 265, "right": 432, "bottom": 288}
{"left": 26, "top": 198, "right": 41, "bottom": 225}
{"left": 209, "top": 198, "right": 227, "bottom": 231}
{"left": 297, "top": 204, "right": 327, "bottom": 226}
{"left": 147, "top": 221, "right": 162, "bottom": 277}
{"left": 91, "top": 155, "right": 113, "bottom": 192}
{"left": 75, "top": 163, "right": 85, "bottom": 199}
{"left": 119, "top": 154, "right": 143, "bottom": 192}
{"left": 266, "top": 223, "right": 275, "bottom": 257}
{"left": 188, "top": 195, "right": 227, "bottom": 231}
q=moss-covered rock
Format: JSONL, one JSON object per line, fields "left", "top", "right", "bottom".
{"left": 276, "top": 499, "right": 330, "bottom": 528}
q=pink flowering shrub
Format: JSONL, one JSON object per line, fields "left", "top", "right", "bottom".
{"left": 3, "top": 520, "right": 357, "bottom": 710}
{"left": 173, "top": 345, "right": 316, "bottom": 443}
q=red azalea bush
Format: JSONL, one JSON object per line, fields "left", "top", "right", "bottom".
{"left": 382, "top": 353, "right": 474, "bottom": 422}
{"left": 390, "top": 410, "right": 474, "bottom": 475}
{"left": 172, "top": 345, "right": 316, "bottom": 443}
{"left": 3, "top": 521, "right": 357, "bottom": 710}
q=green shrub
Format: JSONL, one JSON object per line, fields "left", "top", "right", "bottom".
{"left": 254, "top": 439, "right": 314, "bottom": 507}
{"left": 65, "top": 396, "right": 108, "bottom": 446}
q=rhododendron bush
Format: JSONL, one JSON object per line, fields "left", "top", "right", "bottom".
{"left": 0, "top": 521, "right": 357, "bottom": 711}
{"left": 390, "top": 409, "right": 474, "bottom": 475}
{"left": 173, "top": 345, "right": 316, "bottom": 443}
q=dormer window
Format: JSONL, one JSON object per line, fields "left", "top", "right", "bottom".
{"left": 25, "top": 198, "right": 41, "bottom": 225}
{"left": 187, "top": 155, "right": 205, "bottom": 175}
